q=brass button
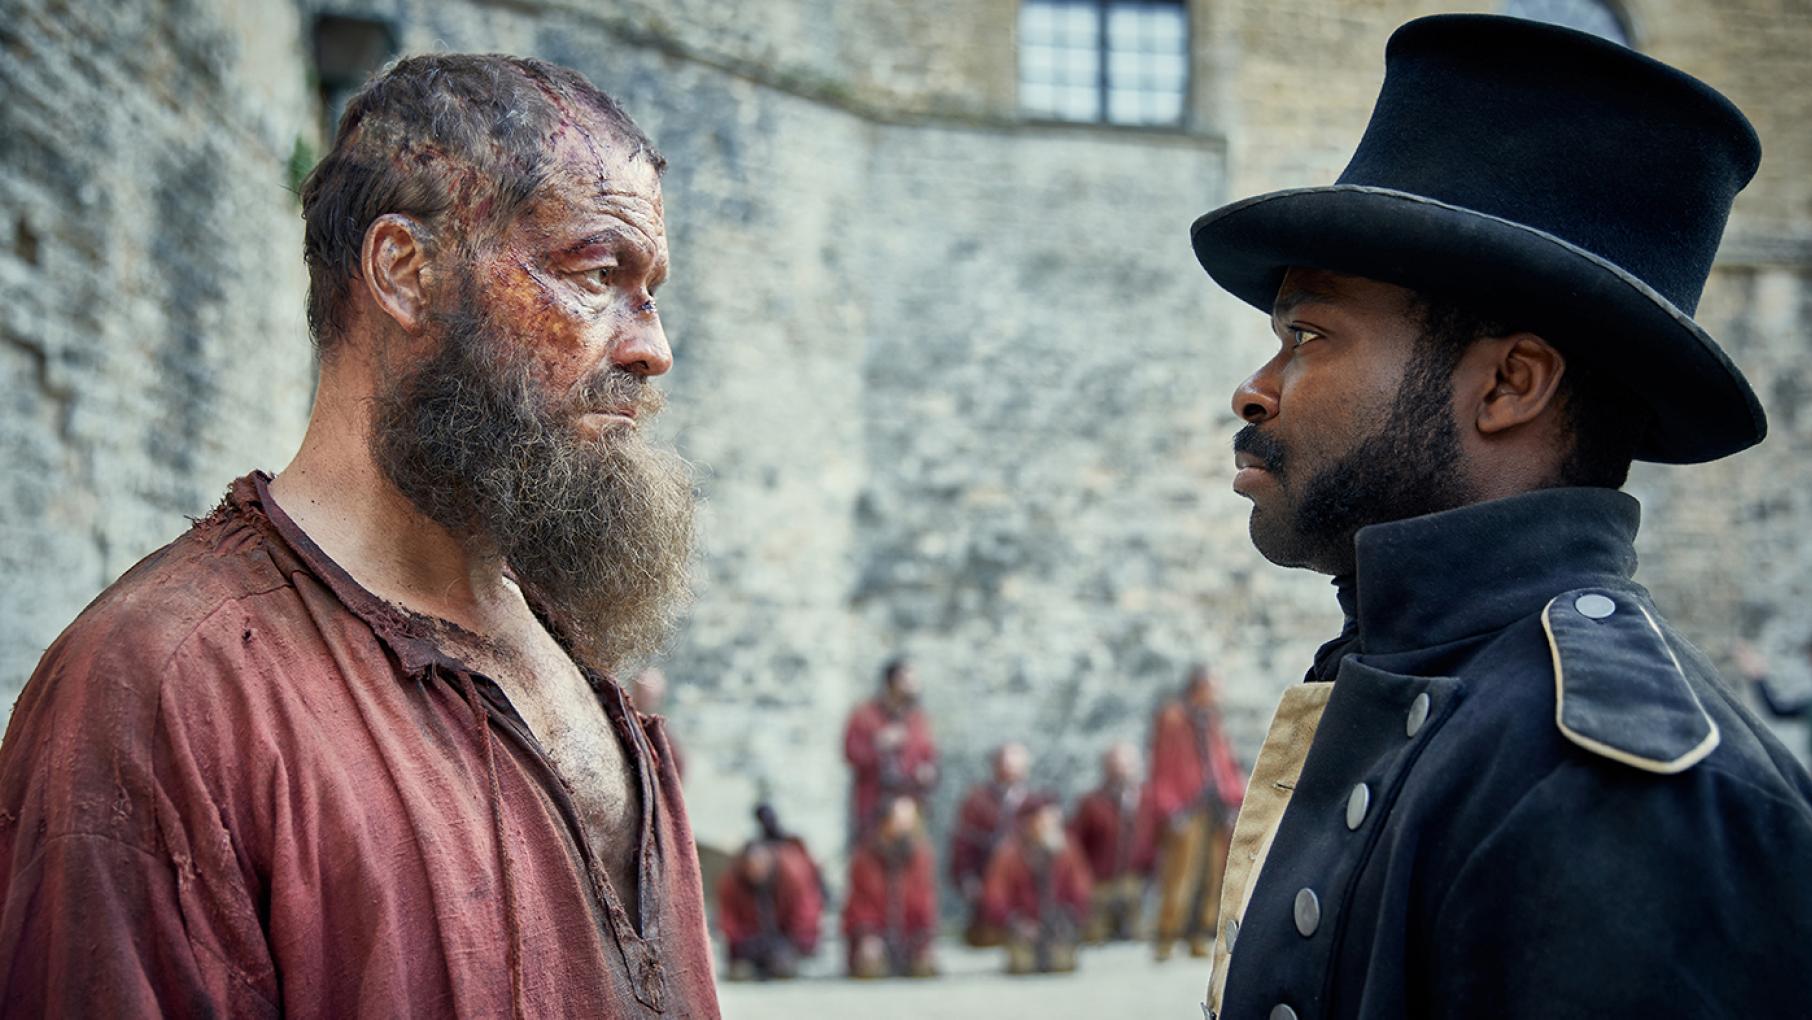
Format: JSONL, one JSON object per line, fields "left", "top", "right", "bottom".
{"left": 1270, "top": 1005, "right": 1299, "bottom": 1020}
{"left": 1346, "top": 782, "right": 1371, "bottom": 830}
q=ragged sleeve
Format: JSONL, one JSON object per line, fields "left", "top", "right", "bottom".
{"left": 0, "top": 604, "right": 279, "bottom": 1019}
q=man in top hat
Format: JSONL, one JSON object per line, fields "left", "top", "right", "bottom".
{"left": 1190, "top": 15, "right": 1812, "bottom": 1018}
{"left": 1137, "top": 664, "right": 1247, "bottom": 961}
{"left": 843, "top": 657, "right": 939, "bottom": 840}
{"left": 982, "top": 794, "right": 1094, "bottom": 975}
{"left": 950, "top": 741, "right": 1032, "bottom": 946}
{"left": 1068, "top": 741, "right": 1147, "bottom": 942}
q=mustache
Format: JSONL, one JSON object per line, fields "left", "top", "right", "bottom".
{"left": 1233, "top": 424, "right": 1287, "bottom": 475}
{"left": 564, "top": 368, "right": 666, "bottom": 420}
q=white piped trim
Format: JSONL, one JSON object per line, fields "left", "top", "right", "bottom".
{"left": 1543, "top": 594, "right": 1719, "bottom": 774}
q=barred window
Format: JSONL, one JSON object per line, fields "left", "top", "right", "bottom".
{"left": 1019, "top": 0, "right": 1189, "bottom": 127}
{"left": 1503, "top": 0, "right": 1631, "bottom": 46}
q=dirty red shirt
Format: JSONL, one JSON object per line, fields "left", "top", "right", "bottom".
{"left": 0, "top": 473, "right": 720, "bottom": 1018}
{"left": 1068, "top": 782, "right": 1144, "bottom": 881}
{"left": 1133, "top": 698, "right": 1247, "bottom": 870}
{"left": 840, "top": 834, "right": 936, "bottom": 949}
{"left": 714, "top": 838, "right": 823, "bottom": 956}
{"left": 978, "top": 835, "right": 1093, "bottom": 930}
{"left": 1145, "top": 699, "right": 1246, "bottom": 820}
{"left": 948, "top": 781, "right": 1025, "bottom": 893}
{"left": 841, "top": 698, "right": 937, "bottom": 837}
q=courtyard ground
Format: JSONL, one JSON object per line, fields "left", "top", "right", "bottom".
{"left": 718, "top": 938, "right": 1212, "bottom": 1020}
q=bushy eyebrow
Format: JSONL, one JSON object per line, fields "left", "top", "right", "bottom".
{"left": 558, "top": 228, "right": 634, "bottom": 258}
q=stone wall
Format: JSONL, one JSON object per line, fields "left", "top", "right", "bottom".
{"left": 1, "top": 0, "right": 317, "bottom": 699}
{"left": 3, "top": 0, "right": 1808, "bottom": 896}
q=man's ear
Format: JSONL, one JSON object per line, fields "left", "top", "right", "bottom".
{"left": 360, "top": 214, "right": 435, "bottom": 334}
{"left": 1464, "top": 333, "right": 1567, "bottom": 436}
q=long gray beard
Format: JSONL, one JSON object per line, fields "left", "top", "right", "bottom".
{"left": 371, "top": 297, "right": 696, "bottom": 675}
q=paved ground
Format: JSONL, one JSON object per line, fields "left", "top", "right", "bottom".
{"left": 718, "top": 939, "right": 1212, "bottom": 1020}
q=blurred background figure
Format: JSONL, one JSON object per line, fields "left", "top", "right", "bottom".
{"left": 1139, "top": 665, "right": 1247, "bottom": 962}
{"left": 1069, "top": 741, "right": 1147, "bottom": 942}
{"left": 632, "top": 666, "right": 683, "bottom": 779}
{"left": 843, "top": 658, "right": 938, "bottom": 842}
{"left": 1735, "top": 639, "right": 1812, "bottom": 758}
{"left": 716, "top": 804, "right": 825, "bottom": 981}
{"left": 951, "top": 741, "right": 1032, "bottom": 947}
{"left": 983, "top": 794, "right": 1093, "bottom": 975}
{"left": 752, "top": 803, "right": 828, "bottom": 898}
{"left": 842, "top": 794, "right": 938, "bottom": 980}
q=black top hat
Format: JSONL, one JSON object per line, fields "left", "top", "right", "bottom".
{"left": 1191, "top": 14, "right": 1764, "bottom": 464}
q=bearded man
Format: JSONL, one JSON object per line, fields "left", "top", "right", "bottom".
{"left": 0, "top": 55, "right": 714, "bottom": 1017}
{"left": 1192, "top": 16, "right": 1812, "bottom": 1019}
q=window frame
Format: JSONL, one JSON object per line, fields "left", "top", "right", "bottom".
{"left": 1501, "top": 0, "right": 1636, "bottom": 48}
{"left": 1017, "top": 0, "right": 1194, "bottom": 131}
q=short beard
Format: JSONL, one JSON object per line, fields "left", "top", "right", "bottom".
{"left": 370, "top": 285, "right": 696, "bottom": 675}
{"left": 1236, "top": 350, "right": 1474, "bottom": 575}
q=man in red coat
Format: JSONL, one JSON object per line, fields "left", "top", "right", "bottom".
{"left": 842, "top": 795, "right": 939, "bottom": 979}
{"left": 1068, "top": 741, "right": 1146, "bottom": 942}
{"left": 843, "top": 658, "right": 939, "bottom": 841}
{"left": 1137, "top": 664, "right": 1248, "bottom": 961}
{"left": 715, "top": 805, "right": 824, "bottom": 980}
{"left": 982, "top": 795, "right": 1093, "bottom": 974}
{"left": 950, "top": 741, "right": 1032, "bottom": 946}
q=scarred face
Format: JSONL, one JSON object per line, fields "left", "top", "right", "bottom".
{"left": 464, "top": 125, "right": 672, "bottom": 431}
{"left": 1230, "top": 267, "right": 1470, "bottom": 576}
{"left": 372, "top": 120, "right": 695, "bottom": 674}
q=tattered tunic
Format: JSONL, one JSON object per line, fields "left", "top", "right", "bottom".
{"left": 841, "top": 834, "right": 936, "bottom": 956}
{"left": 0, "top": 473, "right": 720, "bottom": 1018}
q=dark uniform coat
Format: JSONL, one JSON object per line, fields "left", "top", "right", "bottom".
{"left": 1215, "top": 488, "right": 1812, "bottom": 1019}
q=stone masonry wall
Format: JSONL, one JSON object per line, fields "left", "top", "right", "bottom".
{"left": 1, "top": 0, "right": 318, "bottom": 698}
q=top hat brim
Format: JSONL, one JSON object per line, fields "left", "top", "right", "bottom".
{"left": 1191, "top": 185, "right": 1766, "bottom": 464}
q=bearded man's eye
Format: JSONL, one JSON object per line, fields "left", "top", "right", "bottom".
{"left": 572, "top": 266, "right": 616, "bottom": 292}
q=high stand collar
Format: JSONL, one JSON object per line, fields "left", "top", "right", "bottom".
{"left": 1346, "top": 487, "right": 1644, "bottom": 657}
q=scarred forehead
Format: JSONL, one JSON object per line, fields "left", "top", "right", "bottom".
{"left": 509, "top": 122, "right": 667, "bottom": 253}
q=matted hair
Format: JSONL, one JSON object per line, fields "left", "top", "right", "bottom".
{"left": 299, "top": 53, "right": 663, "bottom": 353}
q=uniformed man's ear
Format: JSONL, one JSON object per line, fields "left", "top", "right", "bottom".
{"left": 360, "top": 214, "right": 435, "bottom": 335}
{"left": 1468, "top": 333, "right": 1567, "bottom": 436}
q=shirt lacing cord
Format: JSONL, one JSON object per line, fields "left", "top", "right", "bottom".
{"left": 458, "top": 670, "right": 527, "bottom": 1020}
